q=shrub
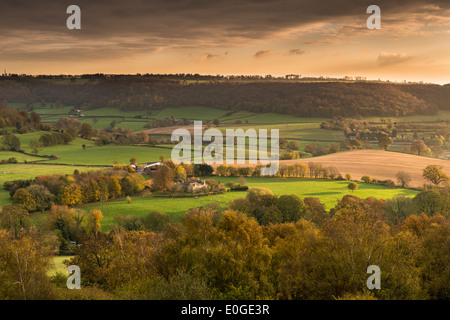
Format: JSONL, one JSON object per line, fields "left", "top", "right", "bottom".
{"left": 229, "top": 185, "right": 249, "bottom": 192}
{"left": 143, "top": 211, "right": 171, "bottom": 231}
{"left": 113, "top": 214, "right": 144, "bottom": 231}
{"left": 347, "top": 182, "right": 358, "bottom": 192}
{"left": 384, "top": 179, "right": 395, "bottom": 188}
{"left": 246, "top": 187, "right": 277, "bottom": 207}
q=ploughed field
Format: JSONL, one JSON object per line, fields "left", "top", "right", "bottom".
{"left": 297, "top": 150, "right": 450, "bottom": 188}
{"left": 218, "top": 150, "right": 450, "bottom": 188}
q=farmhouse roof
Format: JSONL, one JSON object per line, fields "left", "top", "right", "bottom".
{"left": 144, "top": 162, "right": 163, "bottom": 168}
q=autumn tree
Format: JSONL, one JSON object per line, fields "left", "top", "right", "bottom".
{"left": 59, "top": 183, "right": 83, "bottom": 207}
{"left": 86, "top": 210, "right": 103, "bottom": 237}
{"left": 216, "top": 164, "right": 229, "bottom": 177}
{"left": 47, "top": 205, "right": 85, "bottom": 248}
{"left": 429, "top": 145, "right": 443, "bottom": 158}
{"left": 1, "top": 134, "right": 21, "bottom": 151}
{"left": 260, "top": 206, "right": 284, "bottom": 225}
{"left": 56, "top": 117, "right": 80, "bottom": 137}
{"left": 67, "top": 233, "right": 113, "bottom": 287}
{"left": 12, "top": 188, "right": 37, "bottom": 212}
{"left": 275, "top": 194, "right": 307, "bottom": 222}
{"left": 137, "top": 131, "right": 149, "bottom": 144}
{"left": 30, "top": 111, "right": 41, "bottom": 126}
{"left": 194, "top": 164, "right": 214, "bottom": 176}
{"left": 153, "top": 165, "right": 175, "bottom": 192}
{"left": 209, "top": 211, "right": 274, "bottom": 299}
{"left": 0, "top": 205, "right": 30, "bottom": 238}
{"left": 120, "top": 174, "right": 146, "bottom": 196}
{"left": 287, "top": 140, "right": 300, "bottom": 151}
{"left": 303, "top": 197, "right": 329, "bottom": 226}
{"left": 25, "top": 184, "right": 54, "bottom": 211}
{"left": 108, "top": 176, "right": 122, "bottom": 199}
{"left": 413, "top": 189, "right": 450, "bottom": 217}
{"left": 271, "top": 219, "right": 323, "bottom": 299}
{"left": 80, "top": 179, "right": 100, "bottom": 204}
{"left": 175, "top": 165, "right": 187, "bottom": 181}
{"left": 80, "top": 122, "right": 96, "bottom": 139}
{"left": 385, "top": 196, "right": 417, "bottom": 224}
{"left": 378, "top": 135, "right": 393, "bottom": 150}
{"left": 410, "top": 140, "right": 428, "bottom": 156}
{"left": 422, "top": 165, "right": 449, "bottom": 186}
{"left": 415, "top": 216, "right": 450, "bottom": 299}
{"left": 318, "top": 196, "right": 423, "bottom": 299}
{"left": 246, "top": 187, "right": 277, "bottom": 207}
{"left": 105, "top": 230, "right": 163, "bottom": 291}
{"left": 227, "top": 198, "right": 253, "bottom": 215}
{"left": 0, "top": 229, "right": 56, "bottom": 300}
{"left": 113, "top": 214, "right": 143, "bottom": 231}
{"left": 143, "top": 211, "right": 171, "bottom": 231}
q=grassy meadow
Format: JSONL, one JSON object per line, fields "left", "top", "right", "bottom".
{"left": 83, "top": 177, "right": 419, "bottom": 232}
{"left": 44, "top": 145, "right": 172, "bottom": 166}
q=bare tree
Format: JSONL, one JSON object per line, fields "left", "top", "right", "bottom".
{"left": 396, "top": 171, "right": 412, "bottom": 188}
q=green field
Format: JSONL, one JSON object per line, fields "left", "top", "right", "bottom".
{"left": 45, "top": 145, "right": 172, "bottom": 166}
{"left": 154, "top": 106, "right": 228, "bottom": 120}
{"left": 16, "top": 131, "right": 49, "bottom": 151}
{"left": 16, "top": 135, "right": 96, "bottom": 155}
{"left": 0, "top": 151, "right": 42, "bottom": 162}
{"left": 83, "top": 177, "right": 419, "bottom": 232}
{"left": 222, "top": 112, "right": 328, "bottom": 124}
{"left": 217, "top": 123, "right": 343, "bottom": 142}
{"left": 82, "top": 108, "right": 149, "bottom": 117}
{"left": 365, "top": 110, "right": 450, "bottom": 123}
{"left": 13, "top": 133, "right": 172, "bottom": 166}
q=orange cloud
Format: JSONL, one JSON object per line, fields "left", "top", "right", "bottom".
{"left": 254, "top": 50, "right": 273, "bottom": 58}
{"left": 377, "top": 52, "right": 412, "bottom": 66}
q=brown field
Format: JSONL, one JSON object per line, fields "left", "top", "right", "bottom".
{"left": 214, "top": 150, "right": 450, "bottom": 188}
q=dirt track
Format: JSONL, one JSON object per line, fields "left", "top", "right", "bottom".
{"left": 216, "top": 150, "right": 450, "bottom": 188}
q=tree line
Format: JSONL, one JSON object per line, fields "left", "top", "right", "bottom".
{"left": 4, "top": 166, "right": 147, "bottom": 212}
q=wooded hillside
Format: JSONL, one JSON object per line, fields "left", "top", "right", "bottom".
{"left": 1, "top": 76, "right": 449, "bottom": 117}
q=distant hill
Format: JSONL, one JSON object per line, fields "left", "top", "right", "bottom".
{"left": 1, "top": 76, "right": 449, "bottom": 118}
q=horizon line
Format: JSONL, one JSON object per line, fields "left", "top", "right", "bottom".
{"left": 0, "top": 72, "right": 447, "bottom": 86}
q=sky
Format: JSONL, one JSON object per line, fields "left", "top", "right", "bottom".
{"left": 0, "top": 0, "right": 449, "bottom": 84}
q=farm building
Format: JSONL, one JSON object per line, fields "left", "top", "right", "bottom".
{"left": 185, "top": 179, "right": 207, "bottom": 193}
{"left": 141, "top": 161, "right": 163, "bottom": 175}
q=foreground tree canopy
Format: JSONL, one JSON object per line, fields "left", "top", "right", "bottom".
{"left": 0, "top": 186, "right": 449, "bottom": 300}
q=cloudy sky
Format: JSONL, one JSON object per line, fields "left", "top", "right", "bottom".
{"left": 0, "top": 0, "right": 449, "bottom": 84}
